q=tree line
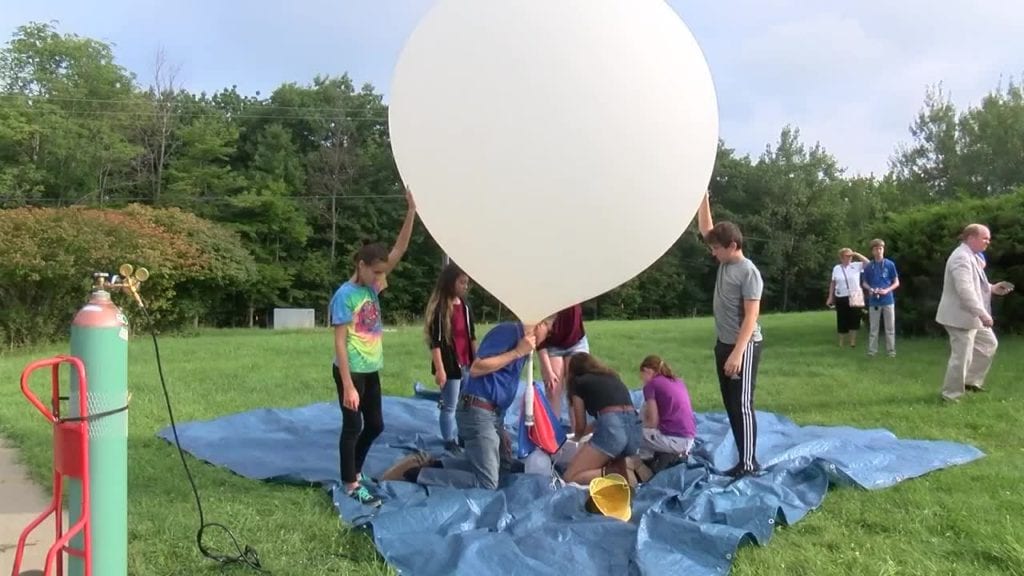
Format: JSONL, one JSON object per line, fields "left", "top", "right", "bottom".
{"left": 1, "top": 22, "right": 1022, "bottom": 347}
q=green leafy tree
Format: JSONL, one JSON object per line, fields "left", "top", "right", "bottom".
{"left": 731, "top": 128, "right": 847, "bottom": 311}
{"left": 163, "top": 102, "right": 242, "bottom": 210}
{"left": 0, "top": 22, "right": 141, "bottom": 204}
{"left": 890, "top": 79, "right": 1024, "bottom": 202}
{"left": 226, "top": 123, "right": 312, "bottom": 323}
{"left": 890, "top": 84, "right": 963, "bottom": 202}
{"left": 957, "top": 79, "right": 1024, "bottom": 196}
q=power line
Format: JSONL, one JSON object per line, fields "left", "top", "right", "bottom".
{"left": 0, "top": 93, "right": 391, "bottom": 122}
{"left": 0, "top": 93, "right": 389, "bottom": 114}
{"left": 0, "top": 194, "right": 407, "bottom": 205}
{"left": 0, "top": 105, "right": 390, "bottom": 122}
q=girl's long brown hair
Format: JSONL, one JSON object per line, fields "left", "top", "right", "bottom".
{"left": 565, "top": 353, "right": 619, "bottom": 398}
{"left": 423, "top": 263, "right": 467, "bottom": 345}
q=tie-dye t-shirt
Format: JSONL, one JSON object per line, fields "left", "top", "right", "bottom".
{"left": 330, "top": 281, "right": 383, "bottom": 373}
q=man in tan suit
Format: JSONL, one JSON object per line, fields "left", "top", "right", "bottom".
{"left": 935, "top": 224, "right": 1015, "bottom": 401}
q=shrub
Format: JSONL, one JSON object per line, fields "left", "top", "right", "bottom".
{"left": 876, "top": 190, "right": 1024, "bottom": 336}
{"left": 0, "top": 205, "right": 256, "bottom": 348}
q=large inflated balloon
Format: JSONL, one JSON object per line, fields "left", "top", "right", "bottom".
{"left": 390, "top": 0, "right": 718, "bottom": 322}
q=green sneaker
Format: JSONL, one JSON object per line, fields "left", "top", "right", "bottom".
{"left": 347, "top": 485, "right": 382, "bottom": 507}
{"left": 358, "top": 473, "right": 375, "bottom": 487}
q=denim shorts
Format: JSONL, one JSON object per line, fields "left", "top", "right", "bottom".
{"left": 545, "top": 335, "right": 590, "bottom": 358}
{"left": 590, "top": 410, "right": 643, "bottom": 459}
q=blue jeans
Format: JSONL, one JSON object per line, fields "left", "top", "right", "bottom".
{"left": 589, "top": 411, "right": 643, "bottom": 459}
{"left": 418, "top": 404, "right": 503, "bottom": 489}
{"left": 438, "top": 368, "right": 467, "bottom": 443}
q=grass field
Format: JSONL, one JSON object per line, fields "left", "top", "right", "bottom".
{"left": 1, "top": 311, "right": 1022, "bottom": 575}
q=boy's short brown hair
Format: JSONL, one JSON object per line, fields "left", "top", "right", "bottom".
{"left": 705, "top": 221, "right": 744, "bottom": 250}
{"left": 870, "top": 238, "right": 885, "bottom": 249}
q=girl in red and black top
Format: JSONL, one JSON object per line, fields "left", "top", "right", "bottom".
{"left": 538, "top": 303, "right": 589, "bottom": 419}
{"left": 424, "top": 263, "right": 477, "bottom": 452}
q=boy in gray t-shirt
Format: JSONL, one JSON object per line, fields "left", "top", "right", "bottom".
{"left": 697, "top": 191, "right": 764, "bottom": 478}
{"left": 714, "top": 259, "right": 763, "bottom": 346}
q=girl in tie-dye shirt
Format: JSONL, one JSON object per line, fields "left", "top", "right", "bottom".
{"left": 330, "top": 188, "right": 417, "bottom": 507}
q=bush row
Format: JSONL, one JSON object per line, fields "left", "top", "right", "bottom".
{"left": 875, "top": 190, "right": 1024, "bottom": 336}
{"left": 0, "top": 205, "right": 256, "bottom": 348}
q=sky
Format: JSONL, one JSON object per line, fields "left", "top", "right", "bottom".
{"left": 2, "top": 0, "right": 1024, "bottom": 177}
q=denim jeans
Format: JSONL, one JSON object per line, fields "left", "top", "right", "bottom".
{"left": 438, "top": 367, "right": 467, "bottom": 443}
{"left": 589, "top": 410, "right": 643, "bottom": 458}
{"left": 418, "top": 404, "right": 503, "bottom": 489}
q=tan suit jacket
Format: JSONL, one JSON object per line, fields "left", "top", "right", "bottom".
{"left": 935, "top": 243, "right": 991, "bottom": 330}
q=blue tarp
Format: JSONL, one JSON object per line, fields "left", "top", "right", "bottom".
{"left": 156, "top": 382, "right": 984, "bottom": 575}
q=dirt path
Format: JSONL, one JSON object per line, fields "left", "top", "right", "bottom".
{"left": 0, "top": 437, "right": 64, "bottom": 575}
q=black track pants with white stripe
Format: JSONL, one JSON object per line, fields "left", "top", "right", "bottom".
{"left": 714, "top": 339, "right": 762, "bottom": 470}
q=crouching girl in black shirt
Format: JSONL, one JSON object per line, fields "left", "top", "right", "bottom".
{"left": 562, "top": 353, "right": 643, "bottom": 485}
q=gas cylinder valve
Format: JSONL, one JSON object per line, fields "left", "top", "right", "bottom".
{"left": 95, "top": 264, "right": 150, "bottom": 308}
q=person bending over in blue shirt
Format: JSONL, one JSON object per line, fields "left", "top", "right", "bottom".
{"left": 381, "top": 317, "right": 554, "bottom": 489}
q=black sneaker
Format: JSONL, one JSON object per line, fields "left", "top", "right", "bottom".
{"left": 723, "top": 462, "right": 761, "bottom": 479}
{"left": 347, "top": 485, "right": 382, "bottom": 507}
{"left": 647, "top": 453, "right": 684, "bottom": 475}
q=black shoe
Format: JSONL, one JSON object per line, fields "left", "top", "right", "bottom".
{"left": 647, "top": 453, "right": 684, "bottom": 475}
{"left": 966, "top": 385, "right": 986, "bottom": 393}
{"left": 723, "top": 462, "right": 761, "bottom": 478}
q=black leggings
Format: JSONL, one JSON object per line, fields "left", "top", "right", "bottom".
{"left": 834, "top": 296, "right": 861, "bottom": 334}
{"left": 333, "top": 365, "right": 384, "bottom": 484}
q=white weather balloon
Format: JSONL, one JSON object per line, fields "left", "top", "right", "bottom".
{"left": 389, "top": 0, "right": 719, "bottom": 323}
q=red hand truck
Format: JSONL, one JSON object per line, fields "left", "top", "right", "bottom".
{"left": 11, "top": 356, "right": 92, "bottom": 576}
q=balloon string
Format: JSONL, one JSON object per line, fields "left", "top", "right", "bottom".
{"left": 525, "top": 350, "right": 535, "bottom": 427}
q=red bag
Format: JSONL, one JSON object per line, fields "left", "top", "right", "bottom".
{"left": 527, "top": 384, "right": 560, "bottom": 454}
{"left": 517, "top": 381, "right": 566, "bottom": 457}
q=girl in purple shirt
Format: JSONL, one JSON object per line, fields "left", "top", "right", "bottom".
{"left": 639, "top": 355, "right": 696, "bottom": 458}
